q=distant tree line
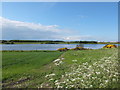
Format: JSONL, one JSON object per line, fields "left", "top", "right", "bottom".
{"left": 79, "top": 41, "right": 97, "bottom": 44}
{"left": 1, "top": 40, "right": 14, "bottom": 44}
{"left": 0, "top": 40, "right": 98, "bottom": 44}
{"left": 0, "top": 40, "right": 65, "bottom": 44}
{"left": 9, "top": 40, "right": 64, "bottom": 42}
{"left": 9, "top": 40, "right": 65, "bottom": 44}
{"left": 1, "top": 40, "right": 119, "bottom": 44}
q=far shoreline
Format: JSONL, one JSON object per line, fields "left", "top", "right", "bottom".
{"left": 0, "top": 40, "right": 119, "bottom": 44}
{"left": 0, "top": 42, "right": 119, "bottom": 44}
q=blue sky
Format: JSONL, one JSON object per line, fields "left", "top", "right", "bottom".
{"left": 1, "top": 2, "right": 118, "bottom": 41}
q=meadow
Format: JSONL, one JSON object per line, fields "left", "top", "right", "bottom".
{"left": 2, "top": 48, "right": 119, "bottom": 88}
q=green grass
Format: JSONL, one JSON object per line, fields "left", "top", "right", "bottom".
{"left": 2, "top": 51, "right": 63, "bottom": 81}
{"left": 42, "top": 48, "right": 118, "bottom": 88}
{"left": 2, "top": 48, "right": 119, "bottom": 88}
{"left": 62, "top": 49, "right": 116, "bottom": 65}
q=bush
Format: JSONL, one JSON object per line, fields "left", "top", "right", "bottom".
{"left": 71, "top": 47, "right": 87, "bottom": 50}
{"left": 57, "top": 48, "right": 69, "bottom": 51}
{"left": 103, "top": 44, "right": 117, "bottom": 48}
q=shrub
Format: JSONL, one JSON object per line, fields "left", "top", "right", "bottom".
{"left": 57, "top": 48, "right": 69, "bottom": 51}
{"left": 103, "top": 44, "right": 117, "bottom": 48}
{"left": 71, "top": 47, "right": 87, "bottom": 50}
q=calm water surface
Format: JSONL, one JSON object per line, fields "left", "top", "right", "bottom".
{"left": 1, "top": 44, "right": 119, "bottom": 50}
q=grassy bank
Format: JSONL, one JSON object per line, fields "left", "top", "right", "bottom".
{"left": 2, "top": 48, "right": 119, "bottom": 88}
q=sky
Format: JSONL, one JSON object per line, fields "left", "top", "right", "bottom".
{"left": 1, "top": 2, "right": 118, "bottom": 41}
{"left": 1, "top": 0, "right": 120, "bottom": 2}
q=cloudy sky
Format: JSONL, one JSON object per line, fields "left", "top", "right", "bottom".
{"left": 1, "top": 2, "right": 118, "bottom": 41}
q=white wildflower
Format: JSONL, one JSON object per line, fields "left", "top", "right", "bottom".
{"left": 90, "top": 85, "right": 93, "bottom": 88}
{"left": 50, "top": 73, "right": 55, "bottom": 76}
{"left": 105, "top": 80, "right": 109, "bottom": 83}
{"left": 55, "top": 80, "right": 58, "bottom": 83}
{"left": 45, "top": 75, "right": 49, "bottom": 78}
{"left": 49, "top": 78, "right": 53, "bottom": 81}
{"left": 96, "top": 72, "right": 100, "bottom": 75}
{"left": 53, "top": 59, "right": 60, "bottom": 62}
{"left": 72, "top": 60, "right": 78, "bottom": 62}
{"left": 71, "top": 79, "right": 76, "bottom": 81}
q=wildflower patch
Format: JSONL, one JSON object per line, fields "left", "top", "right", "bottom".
{"left": 42, "top": 49, "right": 118, "bottom": 88}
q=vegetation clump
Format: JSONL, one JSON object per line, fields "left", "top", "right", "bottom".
{"left": 71, "top": 45, "right": 91, "bottom": 50}
{"left": 58, "top": 45, "right": 91, "bottom": 51}
{"left": 1, "top": 40, "right": 14, "bottom": 44}
{"left": 103, "top": 44, "right": 117, "bottom": 48}
{"left": 71, "top": 47, "right": 87, "bottom": 50}
{"left": 57, "top": 47, "right": 69, "bottom": 51}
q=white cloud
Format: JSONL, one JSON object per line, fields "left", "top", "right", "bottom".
{"left": 1, "top": 17, "right": 61, "bottom": 33}
{"left": 1, "top": 17, "right": 70, "bottom": 40}
{"left": 1, "top": 17, "right": 104, "bottom": 41}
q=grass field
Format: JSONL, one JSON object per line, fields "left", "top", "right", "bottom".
{"left": 2, "top": 51, "right": 63, "bottom": 86}
{"left": 2, "top": 48, "right": 119, "bottom": 88}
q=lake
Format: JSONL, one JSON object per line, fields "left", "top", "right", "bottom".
{"left": 1, "top": 44, "right": 119, "bottom": 51}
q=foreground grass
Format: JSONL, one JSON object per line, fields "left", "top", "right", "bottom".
{"left": 2, "top": 48, "right": 119, "bottom": 88}
{"left": 2, "top": 51, "right": 63, "bottom": 85}
{"left": 41, "top": 48, "right": 119, "bottom": 88}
